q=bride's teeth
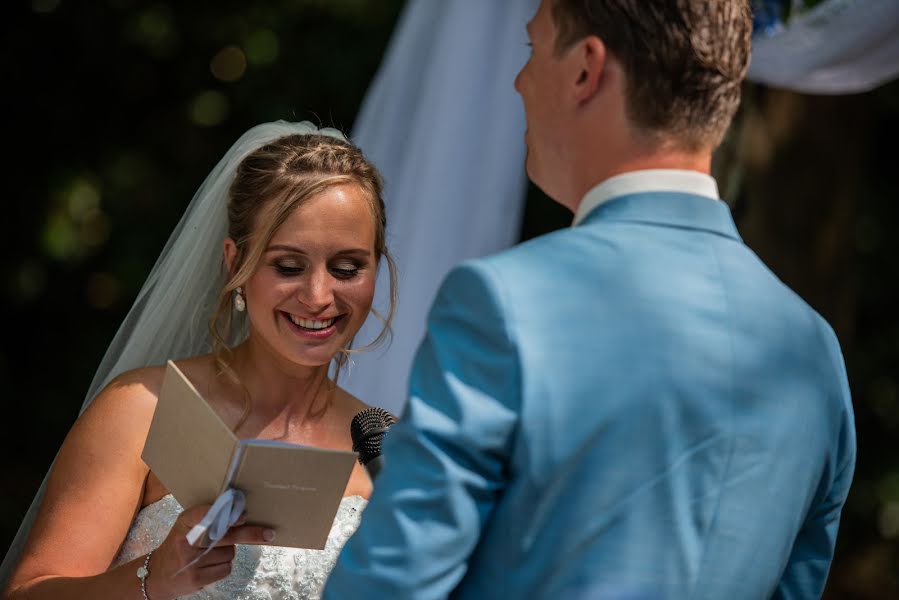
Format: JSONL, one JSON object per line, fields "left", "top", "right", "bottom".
{"left": 290, "top": 315, "right": 335, "bottom": 330}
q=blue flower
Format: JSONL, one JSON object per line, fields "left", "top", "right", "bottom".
{"left": 751, "top": 0, "right": 789, "bottom": 36}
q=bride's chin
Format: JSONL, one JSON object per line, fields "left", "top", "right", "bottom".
{"left": 285, "top": 346, "right": 342, "bottom": 368}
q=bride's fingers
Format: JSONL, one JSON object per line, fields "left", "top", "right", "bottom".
{"left": 194, "top": 545, "right": 236, "bottom": 567}
{"left": 194, "top": 561, "right": 234, "bottom": 586}
{"left": 172, "top": 504, "right": 214, "bottom": 541}
{"left": 215, "top": 523, "right": 275, "bottom": 546}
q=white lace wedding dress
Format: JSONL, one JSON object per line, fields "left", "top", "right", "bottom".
{"left": 112, "top": 494, "right": 366, "bottom": 599}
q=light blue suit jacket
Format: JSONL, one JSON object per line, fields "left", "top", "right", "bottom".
{"left": 324, "top": 192, "right": 856, "bottom": 600}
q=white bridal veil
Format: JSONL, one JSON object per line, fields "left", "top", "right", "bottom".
{"left": 0, "top": 120, "right": 348, "bottom": 587}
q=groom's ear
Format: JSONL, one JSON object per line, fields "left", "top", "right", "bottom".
{"left": 573, "top": 35, "right": 607, "bottom": 106}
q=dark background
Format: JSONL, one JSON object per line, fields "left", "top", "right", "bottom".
{"left": 3, "top": 1, "right": 897, "bottom": 597}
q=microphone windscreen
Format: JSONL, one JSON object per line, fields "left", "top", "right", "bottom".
{"left": 350, "top": 407, "right": 396, "bottom": 466}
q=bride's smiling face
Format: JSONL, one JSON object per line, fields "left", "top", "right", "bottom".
{"left": 236, "top": 183, "right": 377, "bottom": 368}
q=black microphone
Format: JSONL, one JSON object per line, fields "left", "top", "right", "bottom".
{"left": 350, "top": 407, "right": 396, "bottom": 481}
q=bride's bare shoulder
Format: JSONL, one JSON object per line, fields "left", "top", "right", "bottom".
{"left": 101, "top": 365, "right": 165, "bottom": 397}
{"left": 87, "top": 354, "right": 216, "bottom": 420}
{"left": 58, "top": 365, "right": 170, "bottom": 473}
{"left": 333, "top": 386, "right": 398, "bottom": 424}
{"left": 334, "top": 386, "right": 369, "bottom": 417}
{"left": 172, "top": 353, "right": 219, "bottom": 383}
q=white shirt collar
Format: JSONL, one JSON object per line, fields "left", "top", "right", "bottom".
{"left": 572, "top": 169, "right": 720, "bottom": 226}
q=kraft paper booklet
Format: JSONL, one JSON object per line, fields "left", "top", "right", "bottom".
{"left": 141, "top": 360, "right": 358, "bottom": 549}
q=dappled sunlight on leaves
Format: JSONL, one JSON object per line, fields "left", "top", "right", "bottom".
{"left": 190, "top": 90, "right": 230, "bottom": 126}
{"left": 211, "top": 45, "right": 247, "bottom": 83}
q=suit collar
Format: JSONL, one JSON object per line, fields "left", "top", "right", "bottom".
{"left": 572, "top": 169, "right": 720, "bottom": 226}
{"left": 575, "top": 191, "right": 742, "bottom": 242}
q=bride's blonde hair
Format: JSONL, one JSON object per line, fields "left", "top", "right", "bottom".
{"left": 209, "top": 133, "right": 397, "bottom": 428}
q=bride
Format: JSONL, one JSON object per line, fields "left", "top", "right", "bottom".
{"left": 1, "top": 120, "right": 396, "bottom": 600}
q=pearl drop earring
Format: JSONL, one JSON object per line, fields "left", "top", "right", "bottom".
{"left": 233, "top": 287, "right": 246, "bottom": 312}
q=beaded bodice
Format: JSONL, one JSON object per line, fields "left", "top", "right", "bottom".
{"left": 112, "top": 494, "right": 366, "bottom": 599}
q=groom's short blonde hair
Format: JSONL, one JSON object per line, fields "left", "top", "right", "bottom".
{"left": 551, "top": 0, "right": 752, "bottom": 151}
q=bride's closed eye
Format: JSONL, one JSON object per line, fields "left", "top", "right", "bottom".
{"left": 274, "top": 262, "right": 304, "bottom": 276}
{"left": 272, "top": 260, "right": 364, "bottom": 279}
{"left": 330, "top": 261, "right": 362, "bottom": 279}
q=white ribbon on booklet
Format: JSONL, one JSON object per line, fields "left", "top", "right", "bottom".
{"left": 175, "top": 487, "right": 246, "bottom": 574}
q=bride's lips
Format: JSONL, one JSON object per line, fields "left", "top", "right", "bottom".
{"left": 280, "top": 311, "right": 343, "bottom": 340}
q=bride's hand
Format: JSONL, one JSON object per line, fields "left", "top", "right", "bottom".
{"left": 145, "top": 504, "right": 275, "bottom": 599}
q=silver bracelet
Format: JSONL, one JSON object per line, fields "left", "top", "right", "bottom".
{"left": 136, "top": 551, "right": 153, "bottom": 600}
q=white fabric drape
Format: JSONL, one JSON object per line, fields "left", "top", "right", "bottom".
{"left": 344, "top": 0, "right": 538, "bottom": 415}
{"left": 748, "top": 0, "right": 899, "bottom": 94}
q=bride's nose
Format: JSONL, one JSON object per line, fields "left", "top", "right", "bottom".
{"left": 296, "top": 266, "right": 334, "bottom": 311}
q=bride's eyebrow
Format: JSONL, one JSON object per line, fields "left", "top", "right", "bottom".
{"left": 265, "top": 244, "right": 306, "bottom": 254}
{"left": 265, "top": 244, "right": 372, "bottom": 256}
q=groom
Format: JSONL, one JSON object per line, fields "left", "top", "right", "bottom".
{"left": 325, "top": 1, "right": 856, "bottom": 598}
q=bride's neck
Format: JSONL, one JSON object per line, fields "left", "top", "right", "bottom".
{"left": 227, "top": 339, "right": 333, "bottom": 422}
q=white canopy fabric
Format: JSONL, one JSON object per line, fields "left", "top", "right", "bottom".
{"left": 344, "top": 0, "right": 538, "bottom": 415}
{"left": 748, "top": 0, "right": 899, "bottom": 94}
